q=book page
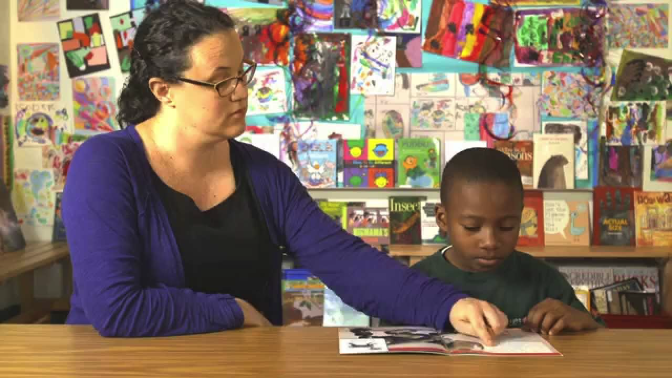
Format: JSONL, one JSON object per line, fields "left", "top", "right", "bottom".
{"left": 442, "top": 329, "right": 562, "bottom": 356}
{"left": 339, "top": 327, "right": 448, "bottom": 355}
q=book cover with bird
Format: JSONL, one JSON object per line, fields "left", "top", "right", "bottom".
{"left": 543, "top": 200, "right": 590, "bottom": 246}
{"left": 396, "top": 138, "right": 441, "bottom": 188}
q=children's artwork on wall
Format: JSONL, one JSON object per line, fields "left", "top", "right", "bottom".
{"left": 247, "top": 68, "right": 288, "bottom": 116}
{"left": 293, "top": 33, "right": 350, "bottom": 120}
{"left": 608, "top": 4, "right": 669, "bottom": 49}
{"left": 17, "top": 43, "right": 60, "bottom": 101}
{"left": 130, "top": 0, "right": 204, "bottom": 11}
{"left": 492, "top": 0, "right": 578, "bottom": 5}
{"left": 411, "top": 73, "right": 456, "bottom": 98}
{"left": 543, "top": 121, "right": 589, "bottom": 180}
{"left": 289, "top": 0, "right": 334, "bottom": 32}
{"left": 514, "top": 8, "right": 605, "bottom": 67}
{"left": 599, "top": 144, "right": 643, "bottom": 188}
{"left": 378, "top": 0, "right": 422, "bottom": 34}
{"left": 423, "top": 0, "right": 514, "bottom": 68}
{"left": 0, "top": 66, "right": 8, "bottom": 109}
{"left": 57, "top": 13, "right": 111, "bottom": 78}
{"left": 73, "top": 77, "right": 117, "bottom": 134}
{"left": 67, "top": 0, "right": 109, "bottom": 9}
{"left": 650, "top": 142, "right": 672, "bottom": 183}
{"left": 410, "top": 99, "right": 456, "bottom": 131}
{"left": 605, "top": 101, "right": 666, "bottom": 146}
{"left": 42, "top": 142, "right": 84, "bottom": 191}
{"left": 540, "top": 71, "right": 600, "bottom": 119}
{"left": 18, "top": 0, "right": 60, "bottom": 22}
{"left": 477, "top": 112, "right": 511, "bottom": 148}
{"left": 14, "top": 103, "right": 70, "bottom": 146}
{"left": 350, "top": 35, "right": 396, "bottom": 95}
{"left": 334, "top": 0, "right": 378, "bottom": 29}
{"left": 11, "top": 169, "right": 55, "bottom": 226}
{"left": 224, "top": 8, "right": 291, "bottom": 66}
{"left": 612, "top": 50, "right": 672, "bottom": 107}
{"left": 385, "top": 33, "right": 422, "bottom": 68}
{"left": 110, "top": 9, "right": 147, "bottom": 73}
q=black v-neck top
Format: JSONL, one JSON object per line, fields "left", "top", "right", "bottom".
{"left": 152, "top": 146, "right": 275, "bottom": 317}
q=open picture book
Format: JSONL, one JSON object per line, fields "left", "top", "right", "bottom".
{"left": 338, "top": 327, "right": 561, "bottom": 356}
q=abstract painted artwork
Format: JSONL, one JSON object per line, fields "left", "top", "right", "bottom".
{"left": 540, "top": 71, "right": 601, "bottom": 119}
{"left": 42, "top": 142, "right": 84, "bottom": 191}
{"left": 12, "top": 169, "right": 55, "bottom": 226}
{"left": 110, "top": 10, "right": 147, "bottom": 73}
{"left": 385, "top": 33, "right": 422, "bottom": 68}
{"left": 293, "top": 33, "right": 350, "bottom": 120}
{"left": 605, "top": 101, "right": 666, "bottom": 146}
{"left": 17, "top": 43, "right": 60, "bottom": 101}
{"left": 57, "top": 13, "right": 111, "bottom": 78}
{"left": 612, "top": 50, "right": 672, "bottom": 104}
{"left": 224, "top": 8, "right": 291, "bottom": 66}
{"left": 334, "top": 0, "right": 421, "bottom": 33}
{"left": 423, "top": 0, "right": 514, "bottom": 68}
{"left": 350, "top": 35, "right": 396, "bottom": 95}
{"left": 72, "top": 77, "right": 117, "bottom": 134}
{"left": 608, "top": 4, "right": 669, "bottom": 49}
{"left": 18, "top": 0, "right": 60, "bottom": 22}
{"left": 247, "top": 68, "right": 288, "bottom": 116}
{"left": 289, "top": 0, "right": 334, "bottom": 32}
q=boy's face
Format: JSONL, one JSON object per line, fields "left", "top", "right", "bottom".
{"left": 437, "top": 181, "right": 522, "bottom": 272}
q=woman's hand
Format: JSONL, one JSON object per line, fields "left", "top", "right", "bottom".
{"left": 235, "top": 299, "right": 272, "bottom": 327}
{"left": 449, "top": 298, "right": 508, "bottom": 346}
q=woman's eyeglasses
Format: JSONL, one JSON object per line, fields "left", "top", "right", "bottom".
{"left": 177, "top": 59, "right": 257, "bottom": 97}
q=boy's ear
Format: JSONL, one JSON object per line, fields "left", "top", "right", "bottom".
{"left": 435, "top": 203, "right": 450, "bottom": 233}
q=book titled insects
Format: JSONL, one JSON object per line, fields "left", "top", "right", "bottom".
{"left": 389, "top": 196, "right": 424, "bottom": 245}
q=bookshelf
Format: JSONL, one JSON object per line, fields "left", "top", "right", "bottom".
{"left": 389, "top": 245, "right": 672, "bottom": 259}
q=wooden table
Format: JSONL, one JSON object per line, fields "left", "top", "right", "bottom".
{"left": 0, "top": 326, "right": 670, "bottom": 377}
{"left": 0, "top": 242, "right": 70, "bottom": 323}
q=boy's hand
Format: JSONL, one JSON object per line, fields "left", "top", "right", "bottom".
{"left": 524, "top": 298, "right": 599, "bottom": 336}
{"left": 449, "top": 298, "right": 508, "bottom": 346}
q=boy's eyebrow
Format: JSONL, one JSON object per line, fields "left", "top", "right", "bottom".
{"left": 458, "top": 214, "right": 521, "bottom": 220}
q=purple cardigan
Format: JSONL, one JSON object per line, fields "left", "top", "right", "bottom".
{"left": 62, "top": 125, "right": 467, "bottom": 337}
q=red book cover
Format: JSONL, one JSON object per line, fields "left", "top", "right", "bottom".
{"left": 518, "top": 190, "right": 544, "bottom": 247}
{"left": 592, "top": 187, "right": 637, "bottom": 246}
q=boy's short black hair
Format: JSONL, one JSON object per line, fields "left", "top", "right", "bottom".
{"left": 440, "top": 148, "right": 524, "bottom": 205}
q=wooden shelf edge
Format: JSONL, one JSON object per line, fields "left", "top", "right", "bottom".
{"left": 388, "top": 245, "right": 671, "bottom": 259}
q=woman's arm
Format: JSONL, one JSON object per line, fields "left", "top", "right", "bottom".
{"left": 63, "top": 137, "right": 244, "bottom": 337}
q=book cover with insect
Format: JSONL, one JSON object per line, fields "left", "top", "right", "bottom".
{"left": 389, "top": 196, "right": 424, "bottom": 245}
{"left": 517, "top": 190, "right": 544, "bottom": 247}
{"left": 634, "top": 192, "right": 672, "bottom": 247}
{"left": 397, "top": 138, "right": 441, "bottom": 188}
{"left": 343, "top": 139, "right": 395, "bottom": 188}
{"left": 296, "top": 140, "right": 338, "bottom": 188}
{"left": 593, "top": 187, "right": 636, "bottom": 246}
{"left": 543, "top": 200, "right": 590, "bottom": 246}
{"left": 494, "top": 140, "right": 534, "bottom": 189}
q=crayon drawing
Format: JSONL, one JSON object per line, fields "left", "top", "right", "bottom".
{"left": 12, "top": 169, "right": 55, "bottom": 226}
{"left": 14, "top": 103, "right": 69, "bottom": 146}
{"left": 73, "top": 77, "right": 117, "bottom": 134}
{"left": 350, "top": 35, "right": 396, "bottom": 95}
{"left": 17, "top": 43, "right": 60, "bottom": 101}
{"left": 18, "top": 0, "right": 60, "bottom": 22}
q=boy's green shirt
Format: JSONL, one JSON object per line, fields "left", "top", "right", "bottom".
{"left": 411, "top": 247, "right": 604, "bottom": 326}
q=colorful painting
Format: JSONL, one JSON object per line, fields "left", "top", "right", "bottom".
{"left": 334, "top": 0, "right": 378, "bottom": 29}
{"left": 543, "top": 121, "right": 589, "bottom": 180}
{"left": 650, "top": 142, "right": 672, "bottom": 183}
{"left": 247, "top": 68, "right": 288, "bottom": 116}
{"left": 423, "top": 0, "right": 514, "bottom": 68}
{"left": 492, "top": 0, "right": 578, "bottom": 4}
{"left": 606, "top": 101, "right": 666, "bottom": 146}
{"left": 17, "top": 43, "right": 59, "bottom": 101}
{"left": 290, "top": 0, "right": 334, "bottom": 32}
{"left": 73, "top": 77, "right": 117, "bottom": 134}
{"left": 477, "top": 112, "right": 511, "bottom": 148}
{"left": 11, "top": 169, "right": 55, "bottom": 226}
{"left": 42, "top": 142, "right": 84, "bottom": 191}
{"left": 514, "top": 8, "right": 605, "bottom": 67}
{"left": 599, "top": 145, "right": 643, "bottom": 188}
{"left": 67, "top": 0, "right": 109, "bottom": 9}
{"left": 540, "top": 71, "right": 600, "bottom": 119}
{"left": 0, "top": 66, "right": 8, "bottom": 109}
{"left": 608, "top": 4, "right": 669, "bottom": 49}
{"left": 379, "top": 0, "right": 422, "bottom": 34}
{"left": 57, "top": 13, "right": 111, "bottom": 78}
{"left": 612, "top": 51, "right": 672, "bottom": 106}
{"left": 14, "top": 103, "right": 69, "bottom": 146}
{"left": 350, "top": 35, "right": 396, "bottom": 95}
{"left": 110, "top": 9, "right": 147, "bottom": 73}
{"left": 243, "top": 0, "right": 284, "bottom": 4}
{"left": 293, "top": 33, "right": 350, "bottom": 120}
{"left": 18, "top": 0, "right": 60, "bottom": 22}
{"left": 386, "top": 33, "right": 422, "bottom": 68}
{"left": 224, "top": 8, "right": 291, "bottom": 66}
{"left": 410, "top": 99, "right": 456, "bottom": 131}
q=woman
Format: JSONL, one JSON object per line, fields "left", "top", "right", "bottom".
{"left": 62, "top": 0, "right": 506, "bottom": 341}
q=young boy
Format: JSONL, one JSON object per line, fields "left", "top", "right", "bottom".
{"left": 410, "top": 148, "right": 602, "bottom": 335}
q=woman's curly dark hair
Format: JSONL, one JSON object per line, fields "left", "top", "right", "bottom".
{"left": 116, "top": 0, "right": 235, "bottom": 127}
